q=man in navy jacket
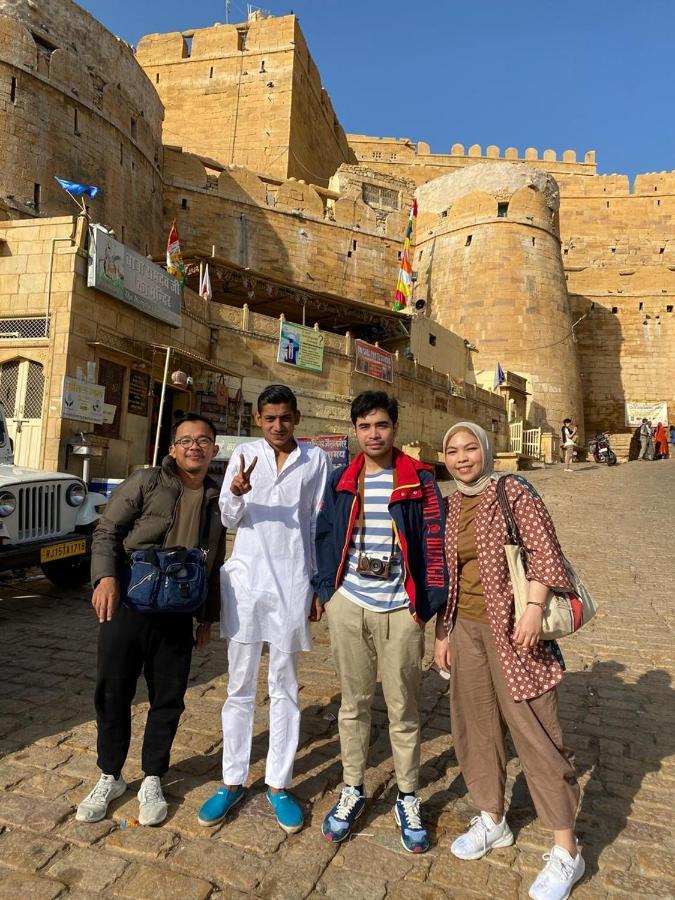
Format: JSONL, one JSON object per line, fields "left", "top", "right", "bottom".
{"left": 312, "top": 391, "right": 447, "bottom": 853}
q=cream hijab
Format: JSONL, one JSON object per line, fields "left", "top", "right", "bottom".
{"left": 442, "top": 421, "right": 496, "bottom": 496}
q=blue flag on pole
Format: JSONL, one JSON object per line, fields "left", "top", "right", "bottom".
{"left": 54, "top": 177, "right": 100, "bottom": 198}
{"left": 493, "top": 361, "right": 505, "bottom": 390}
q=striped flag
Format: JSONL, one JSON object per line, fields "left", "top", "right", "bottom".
{"left": 166, "top": 220, "right": 186, "bottom": 284}
{"left": 393, "top": 199, "right": 417, "bottom": 311}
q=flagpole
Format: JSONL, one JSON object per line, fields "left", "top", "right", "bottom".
{"left": 152, "top": 347, "right": 171, "bottom": 467}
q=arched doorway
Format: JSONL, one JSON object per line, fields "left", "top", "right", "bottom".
{"left": 0, "top": 358, "right": 45, "bottom": 468}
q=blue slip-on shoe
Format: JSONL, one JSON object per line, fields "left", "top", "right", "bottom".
{"left": 266, "top": 788, "right": 304, "bottom": 834}
{"left": 197, "top": 785, "right": 245, "bottom": 827}
{"left": 394, "top": 795, "right": 430, "bottom": 853}
{"left": 321, "top": 785, "right": 366, "bottom": 843}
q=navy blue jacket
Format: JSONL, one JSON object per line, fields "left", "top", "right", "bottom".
{"left": 313, "top": 449, "right": 448, "bottom": 622}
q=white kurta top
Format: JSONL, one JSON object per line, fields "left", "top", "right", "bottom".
{"left": 219, "top": 438, "right": 331, "bottom": 653}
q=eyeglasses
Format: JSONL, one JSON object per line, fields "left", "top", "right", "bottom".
{"left": 173, "top": 436, "right": 214, "bottom": 448}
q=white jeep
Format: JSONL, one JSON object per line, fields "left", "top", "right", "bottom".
{"left": 0, "top": 403, "right": 106, "bottom": 587}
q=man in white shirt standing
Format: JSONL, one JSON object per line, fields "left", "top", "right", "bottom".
{"left": 198, "top": 384, "right": 331, "bottom": 833}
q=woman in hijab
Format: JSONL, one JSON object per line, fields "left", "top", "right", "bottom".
{"left": 434, "top": 422, "right": 584, "bottom": 900}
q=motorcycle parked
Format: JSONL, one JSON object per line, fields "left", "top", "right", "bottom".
{"left": 589, "top": 432, "right": 617, "bottom": 466}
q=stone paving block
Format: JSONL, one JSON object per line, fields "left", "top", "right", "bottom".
{"left": 216, "top": 812, "right": 287, "bottom": 856}
{"left": 0, "top": 828, "right": 66, "bottom": 871}
{"left": 113, "top": 861, "right": 212, "bottom": 899}
{"left": 317, "top": 866, "right": 387, "bottom": 899}
{"left": 0, "top": 792, "right": 72, "bottom": 832}
{"left": 104, "top": 825, "right": 178, "bottom": 860}
{"left": 6, "top": 745, "right": 72, "bottom": 771}
{"left": 46, "top": 846, "right": 128, "bottom": 892}
{"left": 0, "top": 762, "right": 28, "bottom": 790}
{"left": 169, "top": 837, "right": 264, "bottom": 893}
{"left": 0, "top": 871, "right": 65, "bottom": 900}
{"left": 14, "top": 771, "right": 82, "bottom": 801}
{"left": 56, "top": 817, "right": 115, "bottom": 848}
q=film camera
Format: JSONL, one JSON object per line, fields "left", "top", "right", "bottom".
{"left": 356, "top": 551, "right": 394, "bottom": 579}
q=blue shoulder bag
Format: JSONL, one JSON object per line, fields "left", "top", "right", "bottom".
{"left": 122, "top": 546, "right": 208, "bottom": 614}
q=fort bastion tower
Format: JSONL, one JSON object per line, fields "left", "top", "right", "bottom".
{"left": 414, "top": 162, "right": 584, "bottom": 432}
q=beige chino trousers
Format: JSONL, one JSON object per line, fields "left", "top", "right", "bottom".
{"left": 326, "top": 590, "right": 425, "bottom": 793}
{"left": 450, "top": 617, "right": 580, "bottom": 831}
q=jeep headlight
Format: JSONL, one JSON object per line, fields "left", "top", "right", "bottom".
{"left": 66, "top": 483, "right": 86, "bottom": 507}
{"left": 0, "top": 491, "right": 16, "bottom": 516}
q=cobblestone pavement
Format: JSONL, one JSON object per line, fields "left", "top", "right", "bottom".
{"left": 0, "top": 460, "right": 673, "bottom": 899}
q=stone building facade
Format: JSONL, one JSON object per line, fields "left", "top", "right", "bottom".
{"left": 0, "top": 2, "right": 672, "bottom": 473}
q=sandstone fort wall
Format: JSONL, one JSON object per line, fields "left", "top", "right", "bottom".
{"left": 0, "top": 0, "right": 164, "bottom": 254}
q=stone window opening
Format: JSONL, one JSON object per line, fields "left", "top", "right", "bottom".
{"left": 465, "top": 235, "right": 472, "bottom": 247}
{"left": 606, "top": 201, "right": 610, "bottom": 208}
{"left": 181, "top": 198, "right": 188, "bottom": 210}
{"left": 656, "top": 199, "right": 661, "bottom": 207}
{"left": 209, "top": 66, "right": 214, "bottom": 78}
{"left": 259, "top": 60, "right": 266, "bottom": 73}
{"left": 659, "top": 247, "right": 665, "bottom": 254}
{"left": 32, "top": 32, "right": 57, "bottom": 77}
{"left": 441, "top": 210, "right": 448, "bottom": 218}
{"left": 183, "top": 35, "right": 193, "bottom": 57}
{"left": 155, "top": 72, "right": 160, "bottom": 84}
{"left": 372, "top": 151, "right": 382, "bottom": 160}
{"left": 120, "top": 142, "right": 124, "bottom": 165}
{"left": 563, "top": 248, "right": 568, "bottom": 254}
{"left": 497, "top": 202, "right": 509, "bottom": 218}
{"left": 531, "top": 237, "right": 535, "bottom": 246}
{"left": 639, "top": 302, "right": 643, "bottom": 311}
{"left": 611, "top": 306, "right": 618, "bottom": 314}
{"left": 237, "top": 28, "right": 248, "bottom": 52}
{"left": 33, "top": 183, "right": 41, "bottom": 212}
{"left": 428, "top": 334, "right": 437, "bottom": 346}
{"left": 397, "top": 251, "right": 402, "bottom": 260}
{"left": 667, "top": 305, "right": 673, "bottom": 313}
{"left": 130, "top": 117, "right": 137, "bottom": 140}
{"left": 10, "top": 76, "right": 16, "bottom": 103}
{"left": 352, "top": 240, "right": 357, "bottom": 252}
{"left": 121, "top": 225, "right": 125, "bottom": 243}
{"left": 73, "top": 107, "right": 79, "bottom": 134}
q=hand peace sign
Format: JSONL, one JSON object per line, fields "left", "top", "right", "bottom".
{"left": 230, "top": 454, "right": 258, "bottom": 496}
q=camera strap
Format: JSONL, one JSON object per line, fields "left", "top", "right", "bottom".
{"left": 357, "top": 464, "right": 397, "bottom": 558}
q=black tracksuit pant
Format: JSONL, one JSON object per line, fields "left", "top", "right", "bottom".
{"left": 95, "top": 603, "right": 194, "bottom": 777}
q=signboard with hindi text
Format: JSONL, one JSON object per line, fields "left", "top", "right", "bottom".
{"left": 61, "top": 376, "right": 105, "bottom": 424}
{"left": 298, "top": 434, "right": 349, "bottom": 468}
{"left": 277, "top": 321, "right": 325, "bottom": 372}
{"left": 87, "top": 224, "right": 182, "bottom": 327}
{"left": 625, "top": 401, "right": 669, "bottom": 427}
{"left": 354, "top": 339, "right": 394, "bottom": 383}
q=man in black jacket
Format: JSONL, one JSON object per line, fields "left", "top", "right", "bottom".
{"left": 76, "top": 413, "right": 225, "bottom": 826}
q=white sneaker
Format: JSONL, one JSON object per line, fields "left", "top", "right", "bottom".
{"left": 450, "top": 811, "right": 514, "bottom": 860}
{"left": 76, "top": 773, "right": 127, "bottom": 823}
{"left": 529, "top": 844, "right": 585, "bottom": 900}
{"left": 137, "top": 775, "right": 168, "bottom": 826}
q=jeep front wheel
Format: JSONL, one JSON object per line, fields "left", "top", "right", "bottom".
{"left": 41, "top": 556, "right": 91, "bottom": 588}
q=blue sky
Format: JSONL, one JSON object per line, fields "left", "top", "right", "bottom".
{"left": 80, "top": 0, "right": 674, "bottom": 179}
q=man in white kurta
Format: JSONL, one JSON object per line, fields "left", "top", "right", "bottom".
{"left": 198, "top": 385, "right": 330, "bottom": 833}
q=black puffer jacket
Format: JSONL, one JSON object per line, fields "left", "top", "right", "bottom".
{"left": 90, "top": 456, "right": 225, "bottom": 623}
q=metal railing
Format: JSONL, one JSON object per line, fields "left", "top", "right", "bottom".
{"left": 509, "top": 422, "right": 541, "bottom": 459}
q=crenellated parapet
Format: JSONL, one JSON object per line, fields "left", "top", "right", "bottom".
{"left": 347, "top": 134, "right": 596, "bottom": 182}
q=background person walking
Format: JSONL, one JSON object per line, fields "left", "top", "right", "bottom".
{"left": 434, "top": 422, "right": 584, "bottom": 900}
{"left": 560, "top": 418, "right": 577, "bottom": 472}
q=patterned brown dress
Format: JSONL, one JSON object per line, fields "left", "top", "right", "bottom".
{"left": 443, "top": 475, "right": 573, "bottom": 702}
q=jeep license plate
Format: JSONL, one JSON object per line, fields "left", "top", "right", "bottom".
{"left": 40, "top": 539, "right": 87, "bottom": 563}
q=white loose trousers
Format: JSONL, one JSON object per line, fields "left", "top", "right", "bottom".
{"left": 221, "top": 639, "right": 300, "bottom": 789}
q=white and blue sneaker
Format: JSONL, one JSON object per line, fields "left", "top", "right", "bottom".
{"left": 394, "top": 795, "right": 429, "bottom": 853}
{"left": 529, "top": 844, "right": 585, "bottom": 900}
{"left": 322, "top": 785, "right": 366, "bottom": 843}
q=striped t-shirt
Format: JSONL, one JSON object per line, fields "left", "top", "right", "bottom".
{"left": 340, "top": 468, "right": 409, "bottom": 612}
